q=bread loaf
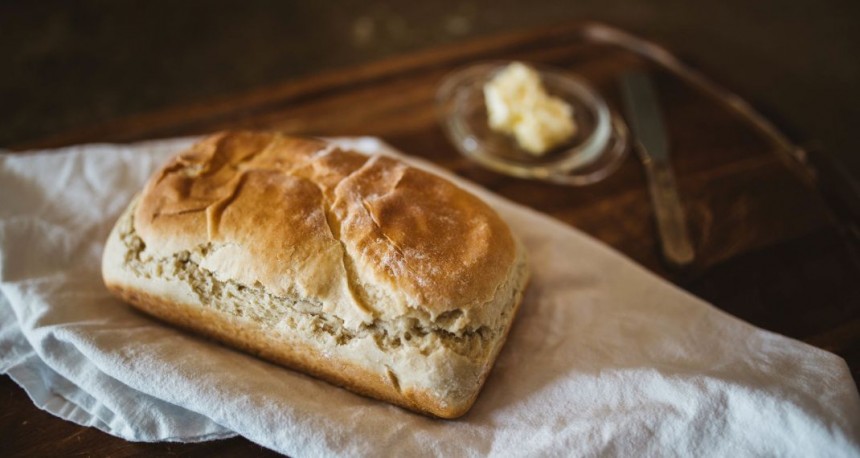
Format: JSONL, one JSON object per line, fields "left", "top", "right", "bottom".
{"left": 102, "top": 131, "right": 529, "bottom": 418}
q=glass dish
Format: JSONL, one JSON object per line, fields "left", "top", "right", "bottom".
{"left": 436, "top": 62, "right": 629, "bottom": 185}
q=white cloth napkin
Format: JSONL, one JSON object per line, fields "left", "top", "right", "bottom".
{"left": 1, "top": 137, "right": 858, "bottom": 457}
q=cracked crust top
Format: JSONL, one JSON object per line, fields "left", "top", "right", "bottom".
{"left": 134, "top": 131, "right": 517, "bottom": 331}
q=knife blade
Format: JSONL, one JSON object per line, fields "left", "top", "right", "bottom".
{"left": 621, "top": 71, "right": 695, "bottom": 267}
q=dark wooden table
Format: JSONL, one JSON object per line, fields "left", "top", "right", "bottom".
{"left": 4, "top": 22, "right": 859, "bottom": 456}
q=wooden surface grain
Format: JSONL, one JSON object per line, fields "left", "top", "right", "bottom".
{"left": 4, "top": 22, "right": 859, "bottom": 456}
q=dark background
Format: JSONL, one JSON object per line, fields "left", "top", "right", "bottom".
{"left": 2, "top": 0, "right": 859, "bottom": 186}
{"left": 2, "top": 2, "right": 860, "bottom": 454}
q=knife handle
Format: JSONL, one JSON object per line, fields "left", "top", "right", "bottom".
{"left": 640, "top": 151, "right": 695, "bottom": 267}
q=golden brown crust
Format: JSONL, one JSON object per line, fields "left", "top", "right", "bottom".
{"left": 103, "top": 131, "right": 529, "bottom": 418}
{"left": 331, "top": 155, "right": 516, "bottom": 315}
{"left": 133, "top": 131, "right": 516, "bottom": 327}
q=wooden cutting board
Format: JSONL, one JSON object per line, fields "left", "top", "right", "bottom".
{"left": 4, "top": 21, "right": 859, "bottom": 456}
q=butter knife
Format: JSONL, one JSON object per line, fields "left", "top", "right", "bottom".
{"left": 621, "top": 71, "right": 695, "bottom": 267}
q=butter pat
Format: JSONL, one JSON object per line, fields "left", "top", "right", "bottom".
{"left": 483, "top": 62, "right": 576, "bottom": 155}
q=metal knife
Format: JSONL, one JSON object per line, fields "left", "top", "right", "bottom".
{"left": 621, "top": 71, "right": 695, "bottom": 267}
